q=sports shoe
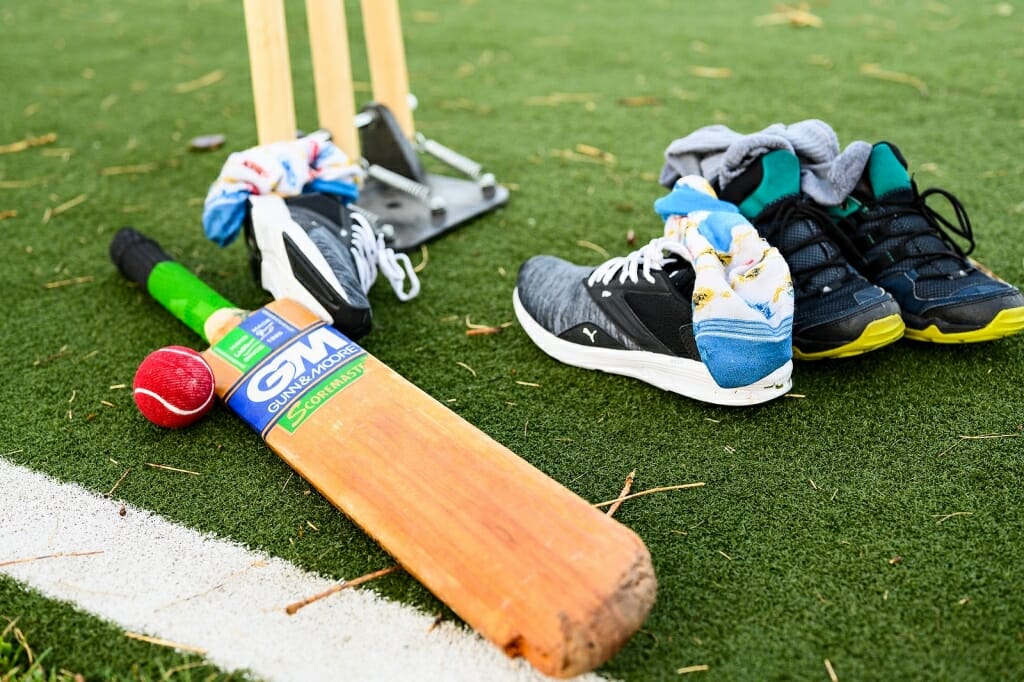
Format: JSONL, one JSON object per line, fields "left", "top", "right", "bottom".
{"left": 716, "top": 149, "right": 905, "bottom": 360}
{"left": 244, "top": 192, "right": 419, "bottom": 340}
{"left": 513, "top": 177, "right": 793, "bottom": 406}
{"left": 829, "top": 142, "right": 1024, "bottom": 342}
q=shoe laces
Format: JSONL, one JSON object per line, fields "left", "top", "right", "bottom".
{"left": 349, "top": 212, "right": 421, "bottom": 301}
{"left": 587, "top": 236, "right": 690, "bottom": 287}
{"left": 760, "top": 196, "right": 853, "bottom": 295}
{"left": 847, "top": 182, "right": 975, "bottom": 280}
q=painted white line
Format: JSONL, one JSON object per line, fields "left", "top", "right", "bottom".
{"left": 0, "top": 458, "right": 607, "bottom": 682}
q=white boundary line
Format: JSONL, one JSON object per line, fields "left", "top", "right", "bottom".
{"left": 0, "top": 458, "right": 606, "bottom": 682}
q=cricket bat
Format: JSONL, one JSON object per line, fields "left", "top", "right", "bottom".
{"left": 109, "top": 227, "right": 656, "bottom": 677}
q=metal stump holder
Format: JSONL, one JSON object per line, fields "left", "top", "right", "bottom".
{"left": 350, "top": 103, "right": 509, "bottom": 253}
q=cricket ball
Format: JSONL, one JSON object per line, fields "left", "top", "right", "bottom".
{"left": 132, "top": 346, "right": 216, "bottom": 428}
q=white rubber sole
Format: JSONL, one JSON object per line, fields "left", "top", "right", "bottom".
{"left": 512, "top": 288, "right": 793, "bottom": 407}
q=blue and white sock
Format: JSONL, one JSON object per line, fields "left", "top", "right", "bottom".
{"left": 655, "top": 177, "right": 794, "bottom": 388}
{"left": 201, "top": 131, "right": 364, "bottom": 246}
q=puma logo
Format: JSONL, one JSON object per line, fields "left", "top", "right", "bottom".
{"left": 582, "top": 327, "right": 597, "bottom": 344}
{"left": 601, "top": 290, "right": 612, "bottom": 298}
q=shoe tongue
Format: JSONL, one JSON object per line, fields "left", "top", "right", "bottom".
{"left": 720, "top": 149, "right": 801, "bottom": 218}
{"left": 858, "top": 143, "right": 966, "bottom": 277}
{"left": 721, "top": 150, "right": 845, "bottom": 293}
{"left": 860, "top": 142, "right": 912, "bottom": 200}
{"left": 663, "top": 255, "right": 695, "bottom": 295}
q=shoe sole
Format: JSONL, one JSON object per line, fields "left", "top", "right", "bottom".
{"left": 512, "top": 289, "right": 793, "bottom": 406}
{"left": 793, "top": 313, "right": 905, "bottom": 361}
{"left": 904, "top": 306, "right": 1024, "bottom": 343}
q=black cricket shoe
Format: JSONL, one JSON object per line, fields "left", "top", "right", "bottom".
{"left": 512, "top": 236, "right": 792, "bottom": 407}
{"left": 829, "top": 142, "right": 1024, "bottom": 342}
{"left": 717, "top": 149, "right": 905, "bottom": 359}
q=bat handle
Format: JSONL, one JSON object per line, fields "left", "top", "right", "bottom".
{"left": 109, "top": 227, "right": 173, "bottom": 287}
{"left": 110, "top": 227, "right": 240, "bottom": 343}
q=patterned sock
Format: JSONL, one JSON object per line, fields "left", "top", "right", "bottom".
{"left": 655, "top": 176, "right": 794, "bottom": 388}
{"left": 201, "top": 131, "right": 364, "bottom": 246}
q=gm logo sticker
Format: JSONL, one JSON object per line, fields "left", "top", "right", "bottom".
{"left": 224, "top": 316, "right": 365, "bottom": 436}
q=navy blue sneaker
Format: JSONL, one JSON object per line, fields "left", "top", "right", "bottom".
{"left": 717, "top": 149, "right": 904, "bottom": 359}
{"left": 829, "top": 142, "right": 1024, "bottom": 342}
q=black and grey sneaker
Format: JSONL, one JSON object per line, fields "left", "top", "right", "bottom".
{"left": 717, "top": 149, "right": 905, "bottom": 360}
{"left": 829, "top": 142, "right": 1024, "bottom": 342}
{"left": 245, "top": 192, "right": 419, "bottom": 340}
{"left": 512, "top": 235, "right": 793, "bottom": 407}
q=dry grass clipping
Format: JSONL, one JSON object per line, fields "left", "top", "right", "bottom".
{"left": 688, "top": 66, "right": 732, "bottom": 79}
{"left": 286, "top": 565, "right": 402, "bottom": 615}
{"left": 860, "top": 63, "right": 929, "bottom": 97}
{"left": 0, "top": 132, "right": 57, "bottom": 155}
{"left": 123, "top": 632, "right": 207, "bottom": 655}
{"left": 755, "top": 4, "right": 823, "bottom": 28}
{"left": 173, "top": 70, "right": 224, "bottom": 94}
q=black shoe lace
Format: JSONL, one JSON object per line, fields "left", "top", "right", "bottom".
{"left": 759, "top": 196, "right": 853, "bottom": 295}
{"left": 846, "top": 182, "right": 976, "bottom": 280}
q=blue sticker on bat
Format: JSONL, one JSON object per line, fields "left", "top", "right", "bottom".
{"left": 215, "top": 310, "right": 366, "bottom": 437}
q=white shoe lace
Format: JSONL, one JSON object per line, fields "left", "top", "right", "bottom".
{"left": 587, "top": 236, "right": 691, "bottom": 287}
{"left": 348, "top": 212, "right": 421, "bottom": 302}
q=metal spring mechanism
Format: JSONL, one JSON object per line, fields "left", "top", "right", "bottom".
{"left": 416, "top": 133, "right": 496, "bottom": 193}
{"left": 365, "top": 161, "right": 447, "bottom": 214}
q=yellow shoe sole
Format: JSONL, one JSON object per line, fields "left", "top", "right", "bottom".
{"left": 793, "top": 314, "right": 906, "bottom": 361}
{"left": 905, "top": 306, "right": 1024, "bottom": 343}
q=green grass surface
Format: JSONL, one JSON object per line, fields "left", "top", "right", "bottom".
{"left": 2, "top": 0, "right": 1023, "bottom": 679}
{"left": 0, "top": 583, "right": 243, "bottom": 681}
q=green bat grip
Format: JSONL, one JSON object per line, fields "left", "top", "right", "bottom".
{"left": 109, "top": 227, "right": 237, "bottom": 343}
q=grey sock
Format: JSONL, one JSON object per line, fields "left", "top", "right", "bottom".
{"left": 661, "top": 119, "right": 872, "bottom": 206}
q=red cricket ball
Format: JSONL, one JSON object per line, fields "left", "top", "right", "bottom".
{"left": 132, "top": 345, "right": 216, "bottom": 428}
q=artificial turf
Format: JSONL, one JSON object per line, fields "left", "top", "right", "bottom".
{"left": 1, "top": 0, "right": 1023, "bottom": 679}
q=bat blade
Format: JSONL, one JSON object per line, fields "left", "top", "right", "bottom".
{"left": 111, "top": 228, "right": 656, "bottom": 677}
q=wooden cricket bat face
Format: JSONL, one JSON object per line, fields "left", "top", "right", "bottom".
{"left": 200, "top": 298, "right": 656, "bottom": 678}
